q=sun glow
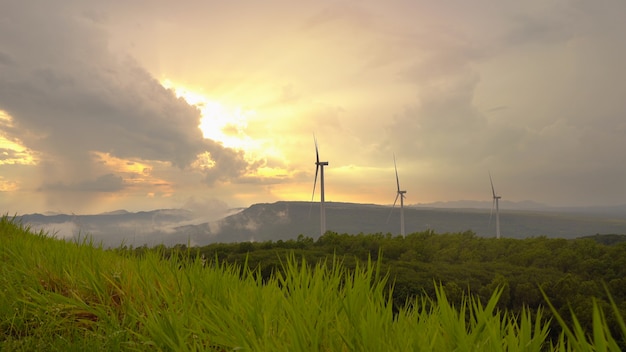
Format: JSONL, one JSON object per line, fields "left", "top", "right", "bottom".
{"left": 191, "top": 151, "right": 216, "bottom": 171}
{"left": 0, "top": 177, "right": 19, "bottom": 192}
{"left": 0, "top": 110, "right": 37, "bottom": 165}
{"left": 161, "top": 79, "right": 299, "bottom": 185}
{"left": 162, "top": 80, "right": 259, "bottom": 152}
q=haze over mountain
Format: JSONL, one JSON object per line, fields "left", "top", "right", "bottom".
{"left": 16, "top": 201, "right": 626, "bottom": 248}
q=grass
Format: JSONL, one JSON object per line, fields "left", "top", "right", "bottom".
{"left": 1, "top": 215, "right": 625, "bottom": 351}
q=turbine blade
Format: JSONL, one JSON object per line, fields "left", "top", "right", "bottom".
{"left": 308, "top": 163, "right": 319, "bottom": 220}
{"left": 489, "top": 171, "right": 496, "bottom": 198}
{"left": 311, "top": 134, "right": 320, "bottom": 203}
{"left": 394, "top": 154, "right": 400, "bottom": 192}
{"left": 386, "top": 193, "right": 400, "bottom": 224}
{"left": 309, "top": 135, "right": 321, "bottom": 221}
{"left": 314, "top": 135, "right": 320, "bottom": 164}
{"left": 392, "top": 193, "right": 399, "bottom": 208}
{"left": 311, "top": 165, "right": 319, "bottom": 202}
{"left": 488, "top": 198, "right": 495, "bottom": 228}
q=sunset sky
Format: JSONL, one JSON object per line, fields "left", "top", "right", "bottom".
{"left": 1, "top": 0, "right": 626, "bottom": 216}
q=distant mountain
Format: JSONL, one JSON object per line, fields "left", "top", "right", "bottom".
{"left": 16, "top": 209, "right": 199, "bottom": 248}
{"left": 99, "top": 209, "right": 131, "bottom": 215}
{"left": 178, "top": 201, "right": 626, "bottom": 244}
{"left": 176, "top": 201, "right": 390, "bottom": 244}
{"left": 413, "top": 200, "right": 553, "bottom": 211}
{"left": 413, "top": 200, "right": 626, "bottom": 214}
{"left": 14, "top": 201, "right": 626, "bottom": 248}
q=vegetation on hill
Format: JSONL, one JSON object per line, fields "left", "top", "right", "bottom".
{"left": 165, "top": 230, "right": 626, "bottom": 343}
{"left": 3, "top": 215, "right": 626, "bottom": 350}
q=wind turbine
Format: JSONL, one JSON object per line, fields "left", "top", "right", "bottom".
{"left": 387, "top": 154, "right": 407, "bottom": 236}
{"left": 311, "top": 136, "right": 329, "bottom": 237}
{"left": 489, "top": 171, "right": 502, "bottom": 239}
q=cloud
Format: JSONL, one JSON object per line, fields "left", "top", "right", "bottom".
{"left": 180, "top": 196, "right": 232, "bottom": 223}
{"left": 40, "top": 173, "right": 125, "bottom": 193}
{"left": 0, "top": 149, "right": 28, "bottom": 163}
{"left": 199, "top": 145, "right": 254, "bottom": 185}
{"left": 0, "top": 177, "right": 19, "bottom": 192}
{"left": 387, "top": 40, "right": 490, "bottom": 166}
{"left": 357, "top": 1, "right": 622, "bottom": 206}
{"left": 1, "top": 54, "right": 209, "bottom": 168}
{"left": 0, "top": 1, "right": 256, "bottom": 209}
{"left": 42, "top": 222, "right": 80, "bottom": 240}
{"left": 2, "top": 0, "right": 626, "bottom": 211}
{"left": 0, "top": 51, "right": 14, "bottom": 66}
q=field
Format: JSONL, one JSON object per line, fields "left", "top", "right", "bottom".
{"left": 2, "top": 215, "right": 626, "bottom": 351}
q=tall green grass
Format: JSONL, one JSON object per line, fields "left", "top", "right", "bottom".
{"left": 1, "top": 215, "right": 624, "bottom": 351}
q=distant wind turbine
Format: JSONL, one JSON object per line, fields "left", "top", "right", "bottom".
{"left": 311, "top": 136, "right": 329, "bottom": 237}
{"left": 489, "top": 171, "right": 502, "bottom": 239}
{"left": 387, "top": 154, "right": 407, "bottom": 236}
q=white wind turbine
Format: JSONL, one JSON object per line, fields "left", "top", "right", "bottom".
{"left": 387, "top": 154, "right": 407, "bottom": 236}
{"left": 311, "top": 136, "right": 329, "bottom": 237}
{"left": 489, "top": 171, "right": 502, "bottom": 239}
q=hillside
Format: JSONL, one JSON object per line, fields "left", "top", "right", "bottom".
{"left": 0, "top": 217, "right": 555, "bottom": 350}
{"left": 4, "top": 216, "right": 626, "bottom": 350}
{"left": 177, "top": 201, "right": 626, "bottom": 244}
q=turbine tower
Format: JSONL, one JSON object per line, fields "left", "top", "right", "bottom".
{"left": 387, "top": 154, "right": 407, "bottom": 236}
{"left": 311, "top": 136, "right": 329, "bottom": 237}
{"left": 489, "top": 172, "right": 502, "bottom": 239}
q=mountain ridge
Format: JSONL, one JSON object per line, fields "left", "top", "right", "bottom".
{"left": 14, "top": 201, "right": 626, "bottom": 248}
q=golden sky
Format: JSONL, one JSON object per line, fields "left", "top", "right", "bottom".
{"left": 1, "top": 0, "right": 626, "bottom": 215}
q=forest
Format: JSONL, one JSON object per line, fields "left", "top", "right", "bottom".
{"left": 134, "top": 230, "right": 626, "bottom": 341}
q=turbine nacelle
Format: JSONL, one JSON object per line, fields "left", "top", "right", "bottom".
{"left": 393, "top": 190, "right": 407, "bottom": 205}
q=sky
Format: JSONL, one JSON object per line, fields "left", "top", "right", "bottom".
{"left": 1, "top": 0, "right": 626, "bottom": 216}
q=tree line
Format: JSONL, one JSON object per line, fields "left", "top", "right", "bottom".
{"left": 126, "top": 230, "right": 626, "bottom": 342}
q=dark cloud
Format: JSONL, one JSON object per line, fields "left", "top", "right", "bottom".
{"left": 502, "top": 9, "right": 580, "bottom": 47}
{"left": 381, "top": 0, "right": 626, "bottom": 202}
{"left": 389, "top": 48, "right": 490, "bottom": 165}
{"left": 201, "top": 144, "right": 254, "bottom": 185}
{"left": 40, "top": 173, "right": 125, "bottom": 193}
{"left": 1, "top": 55, "right": 208, "bottom": 168}
{"left": 0, "top": 1, "right": 255, "bottom": 192}
{"left": 0, "top": 51, "right": 14, "bottom": 66}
